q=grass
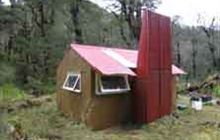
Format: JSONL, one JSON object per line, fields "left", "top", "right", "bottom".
{"left": 0, "top": 84, "right": 28, "bottom": 103}
{"left": 1, "top": 95, "right": 220, "bottom": 140}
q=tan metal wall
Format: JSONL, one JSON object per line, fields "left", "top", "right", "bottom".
{"left": 56, "top": 48, "right": 131, "bottom": 130}
{"left": 56, "top": 48, "right": 92, "bottom": 121}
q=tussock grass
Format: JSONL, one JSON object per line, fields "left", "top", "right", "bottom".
{"left": 1, "top": 95, "right": 220, "bottom": 140}
{"left": 0, "top": 84, "right": 27, "bottom": 103}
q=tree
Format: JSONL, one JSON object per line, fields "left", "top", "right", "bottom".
{"left": 172, "top": 15, "right": 183, "bottom": 67}
{"left": 0, "top": 0, "right": 129, "bottom": 94}
{"left": 191, "top": 37, "right": 198, "bottom": 78}
{"left": 70, "top": 0, "right": 83, "bottom": 43}
{"left": 198, "top": 16, "right": 219, "bottom": 70}
{"left": 109, "top": 0, "right": 161, "bottom": 47}
{"left": 0, "top": 0, "right": 66, "bottom": 94}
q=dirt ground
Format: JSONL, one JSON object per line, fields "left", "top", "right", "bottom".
{"left": 1, "top": 95, "right": 220, "bottom": 140}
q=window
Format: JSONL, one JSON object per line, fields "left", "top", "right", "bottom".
{"left": 63, "top": 73, "right": 81, "bottom": 93}
{"left": 96, "top": 74, "right": 130, "bottom": 94}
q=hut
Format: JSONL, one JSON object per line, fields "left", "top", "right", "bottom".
{"left": 56, "top": 10, "right": 186, "bottom": 130}
{"left": 56, "top": 43, "right": 185, "bottom": 129}
{"left": 56, "top": 44, "right": 135, "bottom": 130}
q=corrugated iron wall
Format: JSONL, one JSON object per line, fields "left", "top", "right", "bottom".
{"left": 133, "top": 10, "right": 172, "bottom": 123}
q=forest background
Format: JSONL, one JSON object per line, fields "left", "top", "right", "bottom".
{"left": 0, "top": 0, "right": 219, "bottom": 95}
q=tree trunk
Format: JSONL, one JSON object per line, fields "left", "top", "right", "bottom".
{"left": 191, "top": 39, "right": 197, "bottom": 78}
{"left": 208, "top": 41, "right": 217, "bottom": 68}
{"left": 38, "top": 1, "right": 46, "bottom": 37}
{"left": 176, "top": 42, "right": 181, "bottom": 67}
{"left": 70, "top": 0, "right": 83, "bottom": 43}
{"left": 6, "top": 36, "right": 14, "bottom": 61}
{"left": 112, "top": 0, "right": 160, "bottom": 48}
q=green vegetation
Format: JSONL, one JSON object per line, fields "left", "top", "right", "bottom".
{"left": 1, "top": 0, "right": 149, "bottom": 95}
{"left": 213, "top": 85, "right": 220, "bottom": 97}
{"left": 0, "top": 84, "right": 27, "bottom": 102}
{"left": 1, "top": 95, "right": 220, "bottom": 139}
{"left": 0, "top": 0, "right": 219, "bottom": 94}
{"left": 0, "top": 0, "right": 220, "bottom": 139}
{"left": 0, "top": 63, "right": 15, "bottom": 85}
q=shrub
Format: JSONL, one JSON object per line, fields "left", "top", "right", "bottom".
{"left": 213, "top": 85, "right": 220, "bottom": 97}
{"left": 0, "top": 63, "right": 15, "bottom": 85}
{"left": 0, "top": 84, "right": 27, "bottom": 102}
{"left": 24, "top": 77, "right": 55, "bottom": 96}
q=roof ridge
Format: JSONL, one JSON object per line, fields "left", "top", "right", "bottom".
{"left": 71, "top": 43, "right": 137, "bottom": 52}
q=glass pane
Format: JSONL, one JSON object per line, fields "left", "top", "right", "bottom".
{"left": 74, "top": 78, "right": 80, "bottom": 90}
{"left": 101, "top": 76, "right": 127, "bottom": 90}
{"left": 65, "top": 75, "right": 78, "bottom": 88}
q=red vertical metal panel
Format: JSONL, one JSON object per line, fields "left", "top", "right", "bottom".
{"left": 141, "top": 79, "right": 148, "bottom": 123}
{"left": 159, "top": 15, "right": 172, "bottom": 117}
{"left": 149, "top": 13, "right": 160, "bottom": 70}
{"left": 137, "top": 11, "right": 149, "bottom": 77}
{"left": 160, "top": 71, "right": 172, "bottom": 116}
{"left": 165, "top": 17, "right": 172, "bottom": 70}
{"left": 133, "top": 79, "right": 147, "bottom": 123}
{"left": 146, "top": 71, "right": 160, "bottom": 122}
{"left": 160, "top": 16, "right": 172, "bottom": 70}
{"left": 133, "top": 10, "right": 172, "bottom": 123}
{"left": 134, "top": 10, "right": 150, "bottom": 123}
{"left": 147, "top": 12, "right": 161, "bottom": 122}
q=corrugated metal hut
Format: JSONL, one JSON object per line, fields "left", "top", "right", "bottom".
{"left": 56, "top": 43, "right": 185, "bottom": 129}
{"left": 56, "top": 10, "right": 186, "bottom": 129}
{"left": 56, "top": 44, "right": 136, "bottom": 130}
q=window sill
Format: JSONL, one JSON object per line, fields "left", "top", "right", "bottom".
{"left": 96, "top": 90, "right": 130, "bottom": 95}
{"left": 62, "top": 87, "right": 81, "bottom": 93}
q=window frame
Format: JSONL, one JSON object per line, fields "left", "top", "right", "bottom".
{"left": 96, "top": 73, "right": 130, "bottom": 95}
{"left": 62, "top": 72, "right": 81, "bottom": 93}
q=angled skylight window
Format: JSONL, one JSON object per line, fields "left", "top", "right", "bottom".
{"left": 63, "top": 72, "right": 81, "bottom": 93}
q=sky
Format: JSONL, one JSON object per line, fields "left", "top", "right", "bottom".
{"left": 2, "top": 0, "right": 220, "bottom": 25}
{"left": 90, "top": 0, "right": 220, "bottom": 26}
{"left": 157, "top": 0, "right": 220, "bottom": 25}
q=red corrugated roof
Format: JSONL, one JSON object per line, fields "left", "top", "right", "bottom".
{"left": 71, "top": 43, "right": 186, "bottom": 76}
{"left": 172, "top": 65, "right": 187, "bottom": 75}
{"left": 71, "top": 44, "right": 136, "bottom": 76}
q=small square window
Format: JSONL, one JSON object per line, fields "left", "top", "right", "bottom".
{"left": 96, "top": 74, "right": 130, "bottom": 95}
{"left": 63, "top": 73, "right": 81, "bottom": 93}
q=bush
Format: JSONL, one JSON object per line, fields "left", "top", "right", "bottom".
{"left": 42, "top": 80, "right": 55, "bottom": 95}
{"left": 177, "top": 82, "right": 187, "bottom": 95}
{"left": 0, "top": 84, "right": 27, "bottom": 102}
{"left": 213, "top": 85, "right": 220, "bottom": 97}
{"left": 0, "top": 63, "right": 15, "bottom": 85}
{"left": 24, "top": 77, "right": 55, "bottom": 96}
